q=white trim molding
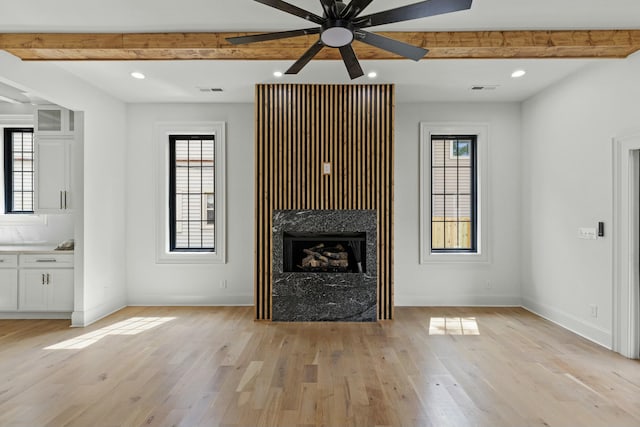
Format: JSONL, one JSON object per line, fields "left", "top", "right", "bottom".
{"left": 0, "top": 115, "right": 46, "bottom": 225}
{"left": 612, "top": 132, "right": 640, "bottom": 359}
{"left": 419, "top": 122, "right": 490, "bottom": 264}
{"left": 154, "top": 121, "right": 226, "bottom": 264}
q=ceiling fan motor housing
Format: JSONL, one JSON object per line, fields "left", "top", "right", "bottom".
{"left": 321, "top": 19, "right": 355, "bottom": 47}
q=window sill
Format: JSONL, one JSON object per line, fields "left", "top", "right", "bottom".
{"left": 155, "top": 250, "right": 225, "bottom": 264}
{"left": 420, "top": 251, "right": 490, "bottom": 264}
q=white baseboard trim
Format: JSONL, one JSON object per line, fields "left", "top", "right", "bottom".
{"left": 395, "top": 294, "right": 522, "bottom": 307}
{"left": 71, "top": 303, "right": 127, "bottom": 327}
{"left": 521, "top": 297, "right": 612, "bottom": 349}
{"left": 126, "top": 294, "right": 253, "bottom": 306}
{"left": 0, "top": 312, "right": 71, "bottom": 320}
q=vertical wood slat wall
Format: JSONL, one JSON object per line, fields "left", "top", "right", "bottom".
{"left": 255, "top": 84, "right": 394, "bottom": 320}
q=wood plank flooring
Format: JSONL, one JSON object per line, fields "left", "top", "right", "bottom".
{"left": 0, "top": 306, "right": 639, "bottom": 427}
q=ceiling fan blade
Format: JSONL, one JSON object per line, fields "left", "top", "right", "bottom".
{"left": 254, "top": 0, "right": 325, "bottom": 25}
{"left": 338, "top": 44, "right": 364, "bottom": 79}
{"left": 356, "top": 30, "right": 428, "bottom": 61}
{"left": 319, "top": 0, "right": 339, "bottom": 19}
{"left": 226, "top": 27, "right": 320, "bottom": 45}
{"left": 286, "top": 40, "right": 324, "bottom": 74}
{"left": 341, "top": 0, "right": 375, "bottom": 19}
{"left": 353, "top": 0, "right": 472, "bottom": 28}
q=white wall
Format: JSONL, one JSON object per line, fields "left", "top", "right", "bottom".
{"left": 0, "top": 51, "right": 128, "bottom": 326}
{"left": 521, "top": 52, "right": 640, "bottom": 347}
{"left": 394, "top": 103, "right": 522, "bottom": 306}
{"left": 126, "top": 104, "right": 254, "bottom": 305}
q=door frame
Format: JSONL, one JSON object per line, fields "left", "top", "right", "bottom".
{"left": 612, "top": 133, "right": 640, "bottom": 359}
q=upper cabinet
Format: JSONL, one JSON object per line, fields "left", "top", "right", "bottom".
{"left": 35, "top": 106, "right": 75, "bottom": 137}
{"left": 34, "top": 139, "right": 73, "bottom": 213}
{"left": 33, "top": 105, "right": 77, "bottom": 214}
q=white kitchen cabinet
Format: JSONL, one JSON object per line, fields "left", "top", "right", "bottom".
{"left": 0, "top": 252, "right": 74, "bottom": 316}
{"left": 0, "top": 270, "right": 18, "bottom": 311}
{"left": 19, "top": 269, "right": 73, "bottom": 311}
{"left": 0, "top": 254, "right": 18, "bottom": 311}
{"left": 34, "top": 138, "right": 73, "bottom": 213}
{"left": 35, "top": 106, "right": 75, "bottom": 136}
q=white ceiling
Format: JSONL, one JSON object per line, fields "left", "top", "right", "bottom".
{"left": 2, "top": 0, "right": 640, "bottom": 104}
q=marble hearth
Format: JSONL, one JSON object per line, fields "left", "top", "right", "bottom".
{"left": 272, "top": 210, "right": 377, "bottom": 321}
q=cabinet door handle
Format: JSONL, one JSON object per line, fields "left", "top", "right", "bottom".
{"left": 36, "top": 259, "right": 57, "bottom": 263}
{"left": 47, "top": 273, "right": 50, "bottom": 284}
{"left": 42, "top": 273, "right": 45, "bottom": 285}
{"left": 64, "top": 191, "right": 68, "bottom": 209}
{"left": 60, "top": 191, "right": 63, "bottom": 209}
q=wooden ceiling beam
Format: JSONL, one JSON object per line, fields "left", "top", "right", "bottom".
{"left": 1, "top": 30, "right": 640, "bottom": 61}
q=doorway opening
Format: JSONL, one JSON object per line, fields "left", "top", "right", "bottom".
{"left": 612, "top": 134, "right": 640, "bottom": 359}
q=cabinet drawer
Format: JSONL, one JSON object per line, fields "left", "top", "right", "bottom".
{"left": 0, "top": 254, "right": 18, "bottom": 268}
{"left": 19, "top": 253, "right": 74, "bottom": 267}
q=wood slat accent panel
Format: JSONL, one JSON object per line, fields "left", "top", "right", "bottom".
{"left": 255, "top": 84, "right": 394, "bottom": 320}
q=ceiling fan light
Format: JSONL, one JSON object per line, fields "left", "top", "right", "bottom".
{"left": 321, "top": 20, "right": 355, "bottom": 47}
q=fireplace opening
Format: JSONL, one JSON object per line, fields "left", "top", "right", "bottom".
{"left": 283, "top": 232, "right": 367, "bottom": 273}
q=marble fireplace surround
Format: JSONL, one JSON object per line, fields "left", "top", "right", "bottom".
{"left": 272, "top": 210, "right": 377, "bottom": 321}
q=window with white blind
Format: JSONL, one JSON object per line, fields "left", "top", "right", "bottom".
{"left": 3, "top": 128, "right": 34, "bottom": 214}
{"left": 155, "top": 121, "right": 226, "bottom": 264}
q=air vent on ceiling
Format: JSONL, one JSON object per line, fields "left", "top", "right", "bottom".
{"left": 471, "top": 85, "right": 499, "bottom": 91}
{"left": 198, "top": 87, "right": 224, "bottom": 93}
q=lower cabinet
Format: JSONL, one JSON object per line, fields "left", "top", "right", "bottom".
{"left": 0, "top": 270, "right": 18, "bottom": 311}
{"left": 0, "top": 252, "right": 74, "bottom": 315}
{"left": 19, "top": 269, "right": 74, "bottom": 311}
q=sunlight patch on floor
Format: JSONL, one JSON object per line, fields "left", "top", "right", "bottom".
{"left": 44, "top": 317, "right": 176, "bottom": 350}
{"left": 429, "top": 317, "right": 480, "bottom": 335}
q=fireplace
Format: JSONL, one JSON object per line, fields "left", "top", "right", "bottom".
{"left": 272, "top": 210, "right": 376, "bottom": 322}
{"left": 283, "top": 232, "right": 367, "bottom": 274}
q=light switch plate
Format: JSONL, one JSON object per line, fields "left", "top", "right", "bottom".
{"left": 579, "top": 227, "right": 597, "bottom": 240}
{"left": 323, "top": 162, "right": 331, "bottom": 175}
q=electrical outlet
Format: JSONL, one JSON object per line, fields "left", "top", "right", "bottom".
{"left": 590, "top": 304, "right": 598, "bottom": 318}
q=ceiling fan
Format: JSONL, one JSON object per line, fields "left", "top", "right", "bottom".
{"left": 227, "top": 0, "right": 472, "bottom": 79}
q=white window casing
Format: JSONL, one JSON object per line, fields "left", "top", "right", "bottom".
{"left": 419, "top": 122, "right": 490, "bottom": 264}
{"left": 0, "top": 115, "right": 45, "bottom": 225}
{"left": 154, "top": 121, "right": 226, "bottom": 264}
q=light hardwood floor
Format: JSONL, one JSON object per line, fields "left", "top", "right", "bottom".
{"left": 0, "top": 306, "right": 639, "bottom": 427}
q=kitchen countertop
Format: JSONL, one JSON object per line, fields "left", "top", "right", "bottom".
{"left": 0, "top": 244, "right": 73, "bottom": 253}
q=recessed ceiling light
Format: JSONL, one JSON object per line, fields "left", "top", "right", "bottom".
{"left": 511, "top": 70, "right": 526, "bottom": 78}
{"left": 367, "top": 71, "right": 377, "bottom": 79}
{"left": 131, "top": 71, "right": 146, "bottom": 79}
{"left": 273, "top": 71, "right": 283, "bottom": 78}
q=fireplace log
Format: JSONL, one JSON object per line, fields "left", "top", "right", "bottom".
{"left": 309, "top": 243, "right": 325, "bottom": 251}
{"left": 323, "top": 251, "right": 348, "bottom": 260}
{"left": 328, "top": 259, "right": 349, "bottom": 268}
{"left": 303, "top": 249, "right": 329, "bottom": 263}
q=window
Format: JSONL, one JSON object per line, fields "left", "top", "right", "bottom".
{"left": 169, "top": 134, "right": 215, "bottom": 251}
{"left": 155, "top": 121, "right": 226, "bottom": 264}
{"left": 3, "top": 128, "right": 34, "bottom": 214}
{"left": 420, "top": 123, "right": 489, "bottom": 263}
{"left": 431, "top": 135, "right": 477, "bottom": 252}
